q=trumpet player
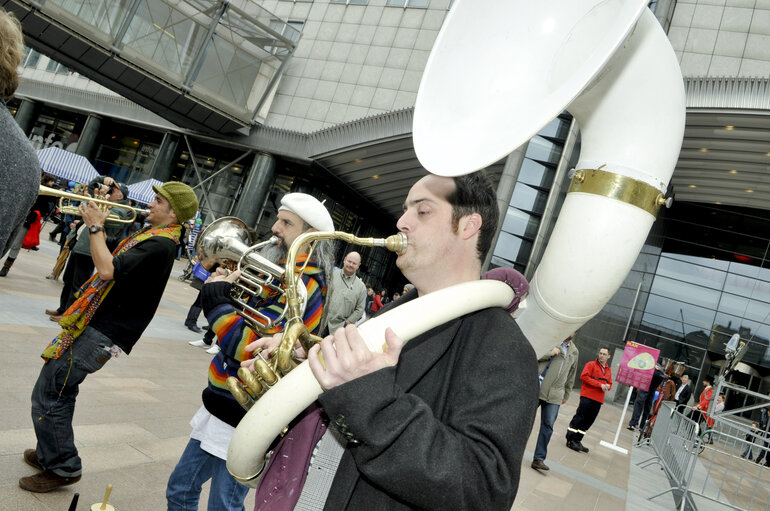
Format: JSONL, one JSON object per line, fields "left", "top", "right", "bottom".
{"left": 45, "top": 176, "right": 131, "bottom": 321}
{"left": 20, "top": 182, "right": 198, "bottom": 493}
{"left": 166, "top": 193, "right": 335, "bottom": 511}
{"left": 242, "top": 173, "right": 538, "bottom": 510}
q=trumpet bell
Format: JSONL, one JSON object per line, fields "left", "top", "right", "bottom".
{"left": 413, "top": 0, "right": 648, "bottom": 176}
{"left": 39, "top": 185, "right": 138, "bottom": 224}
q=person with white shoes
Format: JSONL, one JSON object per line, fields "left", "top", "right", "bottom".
{"left": 189, "top": 329, "right": 219, "bottom": 354}
{"left": 188, "top": 339, "right": 220, "bottom": 355}
{"left": 188, "top": 338, "right": 208, "bottom": 349}
{"left": 166, "top": 192, "right": 335, "bottom": 511}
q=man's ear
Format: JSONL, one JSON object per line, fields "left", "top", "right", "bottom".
{"left": 459, "top": 213, "right": 482, "bottom": 240}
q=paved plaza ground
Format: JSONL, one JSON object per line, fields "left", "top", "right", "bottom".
{"left": 1, "top": 226, "right": 681, "bottom": 511}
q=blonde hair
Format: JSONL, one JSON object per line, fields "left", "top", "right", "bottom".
{"left": 0, "top": 8, "right": 24, "bottom": 101}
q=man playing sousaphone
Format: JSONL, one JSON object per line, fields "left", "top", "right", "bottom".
{"left": 166, "top": 193, "right": 335, "bottom": 511}
{"left": 240, "top": 172, "right": 538, "bottom": 510}
{"left": 20, "top": 182, "right": 198, "bottom": 493}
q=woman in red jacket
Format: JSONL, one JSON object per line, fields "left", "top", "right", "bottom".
{"left": 371, "top": 288, "right": 387, "bottom": 312}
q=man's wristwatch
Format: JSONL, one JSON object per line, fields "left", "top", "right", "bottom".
{"left": 89, "top": 225, "right": 105, "bottom": 235}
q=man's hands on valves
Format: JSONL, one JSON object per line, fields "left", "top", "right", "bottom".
{"left": 207, "top": 267, "right": 239, "bottom": 284}
{"left": 240, "top": 323, "right": 404, "bottom": 391}
{"left": 240, "top": 331, "right": 302, "bottom": 374}
{"left": 77, "top": 190, "right": 110, "bottom": 228}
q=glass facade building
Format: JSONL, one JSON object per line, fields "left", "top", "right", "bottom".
{"left": 11, "top": 0, "right": 770, "bottom": 402}
{"left": 577, "top": 202, "right": 770, "bottom": 410}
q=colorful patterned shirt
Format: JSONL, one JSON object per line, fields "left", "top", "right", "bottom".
{"left": 202, "top": 255, "right": 327, "bottom": 427}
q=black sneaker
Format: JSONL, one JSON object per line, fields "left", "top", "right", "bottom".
{"left": 185, "top": 323, "right": 202, "bottom": 333}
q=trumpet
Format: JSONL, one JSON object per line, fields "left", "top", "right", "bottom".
{"left": 39, "top": 185, "right": 140, "bottom": 224}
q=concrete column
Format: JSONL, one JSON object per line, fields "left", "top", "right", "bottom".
{"left": 75, "top": 114, "right": 102, "bottom": 161}
{"left": 232, "top": 152, "right": 276, "bottom": 228}
{"left": 13, "top": 99, "right": 40, "bottom": 135}
{"left": 482, "top": 144, "right": 528, "bottom": 271}
{"left": 149, "top": 132, "right": 179, "bottom": 182}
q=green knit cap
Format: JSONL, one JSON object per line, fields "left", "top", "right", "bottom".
{"left": 152, "top": 182, "right": 198, "bottom": 223}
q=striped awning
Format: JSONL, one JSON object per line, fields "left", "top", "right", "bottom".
{"left": 128, "top": 178, "right": 164, "bottom": 205}
{"left": 36, "top": 147, "right": 99, "bottom": 184}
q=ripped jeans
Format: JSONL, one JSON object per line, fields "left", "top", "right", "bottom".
{"left": 30, "top": 326, "right": 114, "bottom": 477}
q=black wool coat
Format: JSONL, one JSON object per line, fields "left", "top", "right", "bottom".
{"left": 318, "top": 300, "right": 538, "bottom": 511}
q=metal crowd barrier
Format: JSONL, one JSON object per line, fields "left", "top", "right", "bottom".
{"left": 639, "top": 402, "right": 770, "bottom": 511}
{"left": 687, "top": 415, "right": 770, "bottom": 511}
{"left": 637, "top": 401, "right": 701, "bottom": 511}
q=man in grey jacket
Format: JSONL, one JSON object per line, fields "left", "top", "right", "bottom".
{"left": 321, "top": 251, "right": 367, "bottom": 335}
{"left": 531, "top": 332, "right": 579, "bottom": 471}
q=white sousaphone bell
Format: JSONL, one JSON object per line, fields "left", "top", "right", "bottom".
{"left": 413, "top": 0, "right": 686, "bottom": 357}
{"left": 225, "top": 0, "right": 686, "bottom": 486}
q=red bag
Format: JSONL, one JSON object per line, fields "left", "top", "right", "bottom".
{"left": 22, "top": 211, "right": 42, "bottom": 249}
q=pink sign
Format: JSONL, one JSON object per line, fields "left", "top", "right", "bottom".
{"left": 615, "top": 341, "right": 661, "bottom": 392}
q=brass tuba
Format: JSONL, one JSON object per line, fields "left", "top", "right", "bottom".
{"left": 226, "top": 229, "right": 407, "bottom": 410}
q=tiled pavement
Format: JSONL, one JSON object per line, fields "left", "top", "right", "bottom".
{"left": 0, "top": 227, "right": 680, "bottom": 511}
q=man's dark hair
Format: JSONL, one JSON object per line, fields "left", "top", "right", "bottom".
{"left": 599, "top": 346, "right": 611, "bottom": 354}
{"left": 446, "top": 171, "right": 498, "bottom": 261}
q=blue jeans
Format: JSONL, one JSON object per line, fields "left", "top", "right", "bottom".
{"left": 31, "top": 326, "right": 114, "bottom": 477}
{"left": 628, "top": 389, "right": 653, "bottom": 429}
{"left": 166, "top": 438, "right": 249, "bottom": 511}
{"left": 534, "top": 400, "right": 560, "bottom": 461}
{"left": 741, "top": 444, "right": 754, "bottom": 460}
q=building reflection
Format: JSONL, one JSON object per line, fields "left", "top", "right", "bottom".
{"left": 576, "top": 202, "right": 770, "bottom": 420}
